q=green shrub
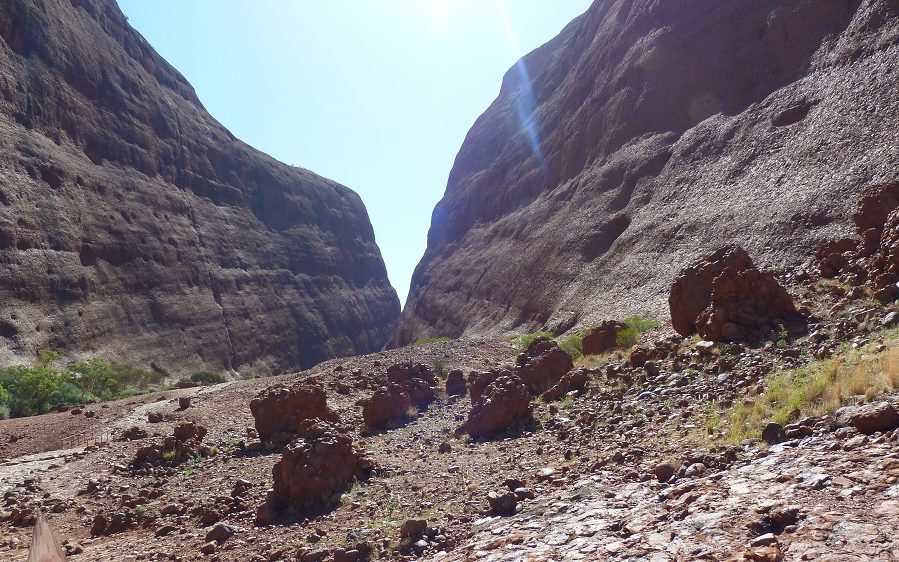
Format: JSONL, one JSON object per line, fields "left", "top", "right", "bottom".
{"left": 0, "top": 364, "right": 67, "bottom": 417}
{"left": 432, "top": 357, "right": 448, "bottom": 380}
{"left": 190, "top": 371, "right": 227, "bottom": 385}
{"left": 616, "top": 316, "right": 660, "bottom": 348}
{"left": 67, "top": 359, "right": 162, "bottom": 400}
{"left": 558, "top": 330, "right": 587, "bottom": 361}
{"left": 410, "top": 336, "right": 451, "bottom": 347}
{"left": 50, "top": 381, "right": 97, "bottom": 406}
{"left": 0, "top": 353, "right": 166, "bottom": 418}
{"left": 514, "top": 332, "right": 554, "bottom": 352}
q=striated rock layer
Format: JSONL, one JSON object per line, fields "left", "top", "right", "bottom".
{"left": 0, "top": 0, "right": 400, "bottom": 374}
{"left": 396, "top": 0, "right": 899, "bottom": 344}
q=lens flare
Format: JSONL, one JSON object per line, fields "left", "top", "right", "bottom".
{"left": 495, "top": 0, "right": 547, "bottom": 173}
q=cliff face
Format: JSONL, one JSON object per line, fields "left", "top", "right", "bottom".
{"left": 0, "top": 0, "right": 400, "bottom": 375}
{"left": 396, "top": 0, "right": 899, "bottom": 344}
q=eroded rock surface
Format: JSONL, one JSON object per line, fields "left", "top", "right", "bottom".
{"left": 0, "top": 0, "right": 399, "bottom": 375}
{"left": 396, "top": 0, "right": 899, "bottom": 344}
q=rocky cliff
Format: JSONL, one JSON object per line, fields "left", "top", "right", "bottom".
{"left": 0, "top": 0, "right": 400, "bottom": 374}
{"left": 396, "top": 0, "right": 899, "bottom": 344}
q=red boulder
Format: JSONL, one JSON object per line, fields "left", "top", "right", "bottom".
{"left": 669, "top": 245, "right": 800, "bottom": 342}
{"left": 362, "top": 385, "right": 412, "bottom": 430}
{"left": 257, "top": 421, "right": 375, "bottom": 523}
{"left": 515, "top": 338, "right": 573, "bottom": 394}
{"left": 250, "top": 384, "right": 339, "bottom": 446}
{"left": 580, "top": 321, "right": 627, "bottom": 356}
{"left": 462, "top": 374, "right": 532, "bottom": 439}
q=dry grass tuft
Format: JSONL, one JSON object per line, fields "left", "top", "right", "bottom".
{"left": 723, "top": 339, "right": 899, "bottom": 443}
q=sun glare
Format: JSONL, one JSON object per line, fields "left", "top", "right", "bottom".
{"left": 433, "top": 0, "right": 449, "bottom": 34}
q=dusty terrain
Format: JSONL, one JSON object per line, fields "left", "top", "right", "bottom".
{"left": 0, "top": 0, "right": 399, "bottom": 375}
{"left": 2, "top": 267, "right": 899, "bottom": 561}
{"left": 398, "top": 0, "right": 899, "bottom": 345}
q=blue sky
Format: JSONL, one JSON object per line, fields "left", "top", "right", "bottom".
{"left": 118, "top": 0, "right": 592, "bottom": 305}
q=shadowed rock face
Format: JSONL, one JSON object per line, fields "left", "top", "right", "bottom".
{"left": 396, "top": 0, "right": 899, "bottom": 345}
{"left": 0, "top": 0, "right": 399, "bottom": 374}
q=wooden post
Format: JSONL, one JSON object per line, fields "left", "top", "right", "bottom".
{"left": 27, "top": 512, "right": 67, "bottom": 561}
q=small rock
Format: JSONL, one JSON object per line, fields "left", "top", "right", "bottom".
{"left": 205, "top": 522, "right": 236, "bottom": 544}
{"left": 762, "top": 423, "right": 786, "bottom": 445}
{"left": 653, "top": 463, "right": 675, "bottom": 483}
{"left": 882, "top": 311, "right": 899, "bottom": 327}
{"left": 487, "top": 490, "right": 517, "bottom": 515}
{"left": 749, "top": 533, "right": 778, "bottom": 547}
{"left": 399, "top": 519, "right": 427, "bottom": 539}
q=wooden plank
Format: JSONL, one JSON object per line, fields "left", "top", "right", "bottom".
{"left": 27, "top": 512, "right": 67, "bottom": 562}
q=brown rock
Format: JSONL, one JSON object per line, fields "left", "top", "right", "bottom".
{"left": 250, "top": 384, "right": 339, "bottom": 444}
{"left": 761, "top": 423, "right": 786, "bottom": 445}
{"left": 0, "top": 0, "right": 399, "bottom": 374}
{"left": 628, "top": 347, "right": 651, "bottom": 368}
{"left": 468, "top": 369, "right": 507, "bottom": 403}
{"left": 487, "top": 490, "right": 518, "bottom": 515}
{"left": 362, "top": 385, "right": 412, "bottom": 430}
{"left": 515, "top": 337, "right": 573, "bottom": 395}
{"left": 462, "top": 374, "right": 533, "bottom": 439}
{"left": 445, "top": 369, "right": 466, "bottom": 396}
{"left": 205, "top": 523, "right": 236, "bottom": 544}
{"left": 653, "top": 463, "right": 675, "bottom": 483}
{"left": 744, "top": 545, "right": 783, "bottom": 562}
{"left": 173, "top": 422, "right": 208, "bottom": 442}
{"left": 541, "top": 369, "right": 588, "bottom": 402}
{"left": 386, "top": 363, "right": 437, "bottom": 387}
{"left": 399, "top": 519, "right": 427, "bottom": 539}
{"left": 669, "top": 246, "right": 801, "bottom": 342}
{"left": 119, "top": 426, "right": 148, "bottom": 441}
{"left": 581, "top": 321, "right": 627, "bottom": 356}
{"left": 258, "top": 421, "right": 373, "bottom": 521}
{"left": 91, "top": 511, "right": 134, "bottom": 536}
{"left": 834, "top": 402, "right": 899, "bottom": 434}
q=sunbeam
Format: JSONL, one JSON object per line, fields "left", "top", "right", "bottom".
{"left": 495, "top": 0, "right": 547, "bottom": 174}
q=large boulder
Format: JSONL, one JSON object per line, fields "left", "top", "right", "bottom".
{"left": 386, "top": 363, "right": 438, "bottom": 387}
{"left": 132, "top": 423, "right": 211, "bottom": 467}
{"left": 445, "top": 369, "right": 466, "bottom": 396}
{"left": 462, "top": 374, "right": 533, "bottom": 439}
{"left": 581, "top": 321, "right": 627, "bottom": 356}
{"left": 834, "top": 402, "right": 899, "bottom": 434}
{"left": 515, "top": 338, "right": 573, "bottom": 394}
{"left": 257, "top": 421, "right": 374, "bottom": 523}
{"left": 385, "top": 362, "right": 437, "bottom": 409}
{"left": 814, "top": 183, "right": 899, "bottom": 301}
{"left": 362, "top": 385, "right": 412, "bottom": 430}
{"left": 468, "top": 369, "right": 509, "bottom": 403}
{"left": 669, "top": 246, "right": 801, "bottom": 342}
{"left": 541, "top": 369, "right": 589, "bottom": 402}
{"left": 250, "top": 384, "right": 339, "bottom": 445}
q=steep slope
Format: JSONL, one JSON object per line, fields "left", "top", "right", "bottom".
{"left": 0, "top": 0, "right": 400, "bottom": 375}
{"left": 397, "top": 0, "right": 899, "bottom": 344}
